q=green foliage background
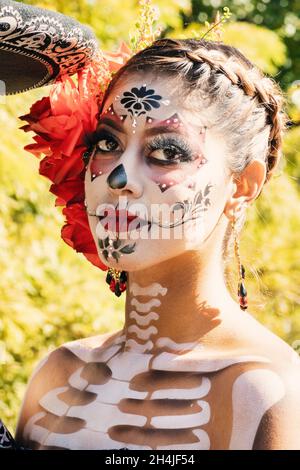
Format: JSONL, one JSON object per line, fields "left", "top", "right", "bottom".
{"left": 0, "top": 0, "right": 299, "bottom": 433}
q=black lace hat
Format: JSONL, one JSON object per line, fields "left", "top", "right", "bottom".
{"left": 0, "top": 0, "right": 99, "bottom": 95}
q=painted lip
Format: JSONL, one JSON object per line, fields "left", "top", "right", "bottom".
{"left": 98, "top": 209, "right": 150, "bottom": 233}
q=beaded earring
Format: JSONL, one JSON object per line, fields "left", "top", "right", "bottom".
{"left": 106, "top": 269, "right": 127, "bottom": 297}
{"left": 231, "top": 214, "right": 248, "bottom": 311}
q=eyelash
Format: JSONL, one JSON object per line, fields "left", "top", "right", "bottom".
{"left": 85, "top": 129, "right": 119, "bottom": 151}
{"left": 145, "top": 135, "right": 195, "bottom": 165}
{"left": 88, "top": 129, "right": 196, "bottom": 165}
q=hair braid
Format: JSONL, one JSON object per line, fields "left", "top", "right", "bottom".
{"left": 183, "top": 47, "right": 287, "bottom": 183}
{"left": 105, "top": 37, "right": 287, "bottom": 185}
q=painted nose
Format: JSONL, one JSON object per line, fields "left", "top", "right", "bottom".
{"left": 106, "top": 163, "right": 143, "bottom": 198}
{"left": 106, "top": 164, "right": 127, "bottom": 189}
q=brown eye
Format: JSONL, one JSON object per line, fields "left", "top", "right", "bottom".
{"left": 149, "top": 146, "right": 184, "bottom": 162}
{"left": 94, "top": 131, "right": 121, "bottom": 154}
{"left": 145, "top": 135, "right": 195, "bottom": 165}
{"left": 97, "top": 138, "right": 119, "bottom": 152}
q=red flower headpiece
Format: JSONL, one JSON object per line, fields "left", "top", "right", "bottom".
{"left": 19, "top": 41, "right": 133, "bottom": 271}
{"left": 18, "top": 0, "right": 162, "bottom": 278}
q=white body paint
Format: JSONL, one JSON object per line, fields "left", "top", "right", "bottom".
{"left": 24, "top": 282, "right": 282, "bottom": 450}
{"left": 229, "top": 369, "right": 285, "bottom": 450}
{"left": 130, "top": 282, "right": 167, "bottom": 297}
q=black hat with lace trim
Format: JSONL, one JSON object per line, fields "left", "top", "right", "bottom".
{"left": 0, "top": 0, "right": 99, "bottom": 95}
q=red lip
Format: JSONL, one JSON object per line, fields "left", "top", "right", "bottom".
{"left": 99, "top": 209, "right": 140, "bottom": 233}
{"left": 115, "top": 210, "right": 138, "bottom": 222}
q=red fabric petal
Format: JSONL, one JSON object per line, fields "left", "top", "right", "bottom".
{"left": 18, "top": 45, "right": 131, "bottom": 271}
{"left": 50, "top": 179, "right": 85, "bottom": 205}
{"left": 39, "top": 147, "right": 85, "bottom": 184}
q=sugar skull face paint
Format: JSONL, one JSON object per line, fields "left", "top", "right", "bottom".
{"left": 84, "top": 73, "right": 232, "bottom": 271}
{"left": 88, "top": 103, "right": 207, "bottom": 190}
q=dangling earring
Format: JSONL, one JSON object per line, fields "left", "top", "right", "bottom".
{"left": 231, "top": 214, "right": 248, "bottom": 311}
{"left": 106, "top": 269, "right": 127, "bottom": 297}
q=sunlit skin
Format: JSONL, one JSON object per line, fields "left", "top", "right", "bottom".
{"left": 16, "top": 73, "right": 300, "bottom": 450}
{"left": 83, "top": 73, "right": 260, "bottom": 345}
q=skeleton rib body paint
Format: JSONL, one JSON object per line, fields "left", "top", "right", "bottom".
{"left": 23, "top": 281, "right": 285, "bottom": 450}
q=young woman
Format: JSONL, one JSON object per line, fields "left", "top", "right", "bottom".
{"left": 15, "top": 38, "right": 300, "bottom": 450}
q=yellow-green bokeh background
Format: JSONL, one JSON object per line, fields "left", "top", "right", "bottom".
{"left": 0, "top": 0, "right": 299, "bottom": 433}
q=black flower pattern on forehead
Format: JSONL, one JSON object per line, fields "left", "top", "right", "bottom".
{"left": 120, "top": 85, "right": 163, "bottom": 117}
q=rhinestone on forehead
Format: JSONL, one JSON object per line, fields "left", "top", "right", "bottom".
{"left": 103, "top": 103, "right": 127, "bottom": 123}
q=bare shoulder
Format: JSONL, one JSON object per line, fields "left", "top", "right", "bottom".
{"left": 224, "top": 311, "right": 300, "bottom": 449}
{"left": 15, "top": 329, "right": 123, "bottom": 444}
{"left": 26, "top": 328, "right": 123, "bottom": 385}
{"left": 251, "top": 362, "right": 300, "bottom": 449}
{"left": 61, "top": 328, "right": 124, "bottom": 360}
{"left": 227, "top": 309, "right": 300, "bottom": 375}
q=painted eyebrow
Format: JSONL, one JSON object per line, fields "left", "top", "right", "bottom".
{"left": 96, "top": 116, "right": 190, "bottom": 137}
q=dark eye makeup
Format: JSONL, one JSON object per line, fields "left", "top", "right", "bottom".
{"left": 144, "top": 135, "right": 195, "bottom": 165}
{"left": 85, "top": 128, "right": 198, "bottom": 166}
{"left": 85, "top": 129, "right": 121, "bottom": 154}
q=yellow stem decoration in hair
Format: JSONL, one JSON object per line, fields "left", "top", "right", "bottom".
{"left": 200, "top": 7, "right": 232, "bottom": 41}
{"left": 129, "top": 0, "right": 163, "bottom": 54}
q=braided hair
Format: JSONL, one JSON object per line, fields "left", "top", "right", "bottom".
{"left": 100, "top": 37, "right": 287, "bottom": 184}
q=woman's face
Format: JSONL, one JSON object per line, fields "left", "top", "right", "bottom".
{"left": 84, "top": 73, "right": 232, "bottom": 271}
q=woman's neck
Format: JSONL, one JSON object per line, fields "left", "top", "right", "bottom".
{"left": 122, "top": 235, "right": 238, "bottom": 354}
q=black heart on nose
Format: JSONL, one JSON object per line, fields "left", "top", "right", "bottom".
{"left": 106, "top": 164, "right": 128, "bottom": 189}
